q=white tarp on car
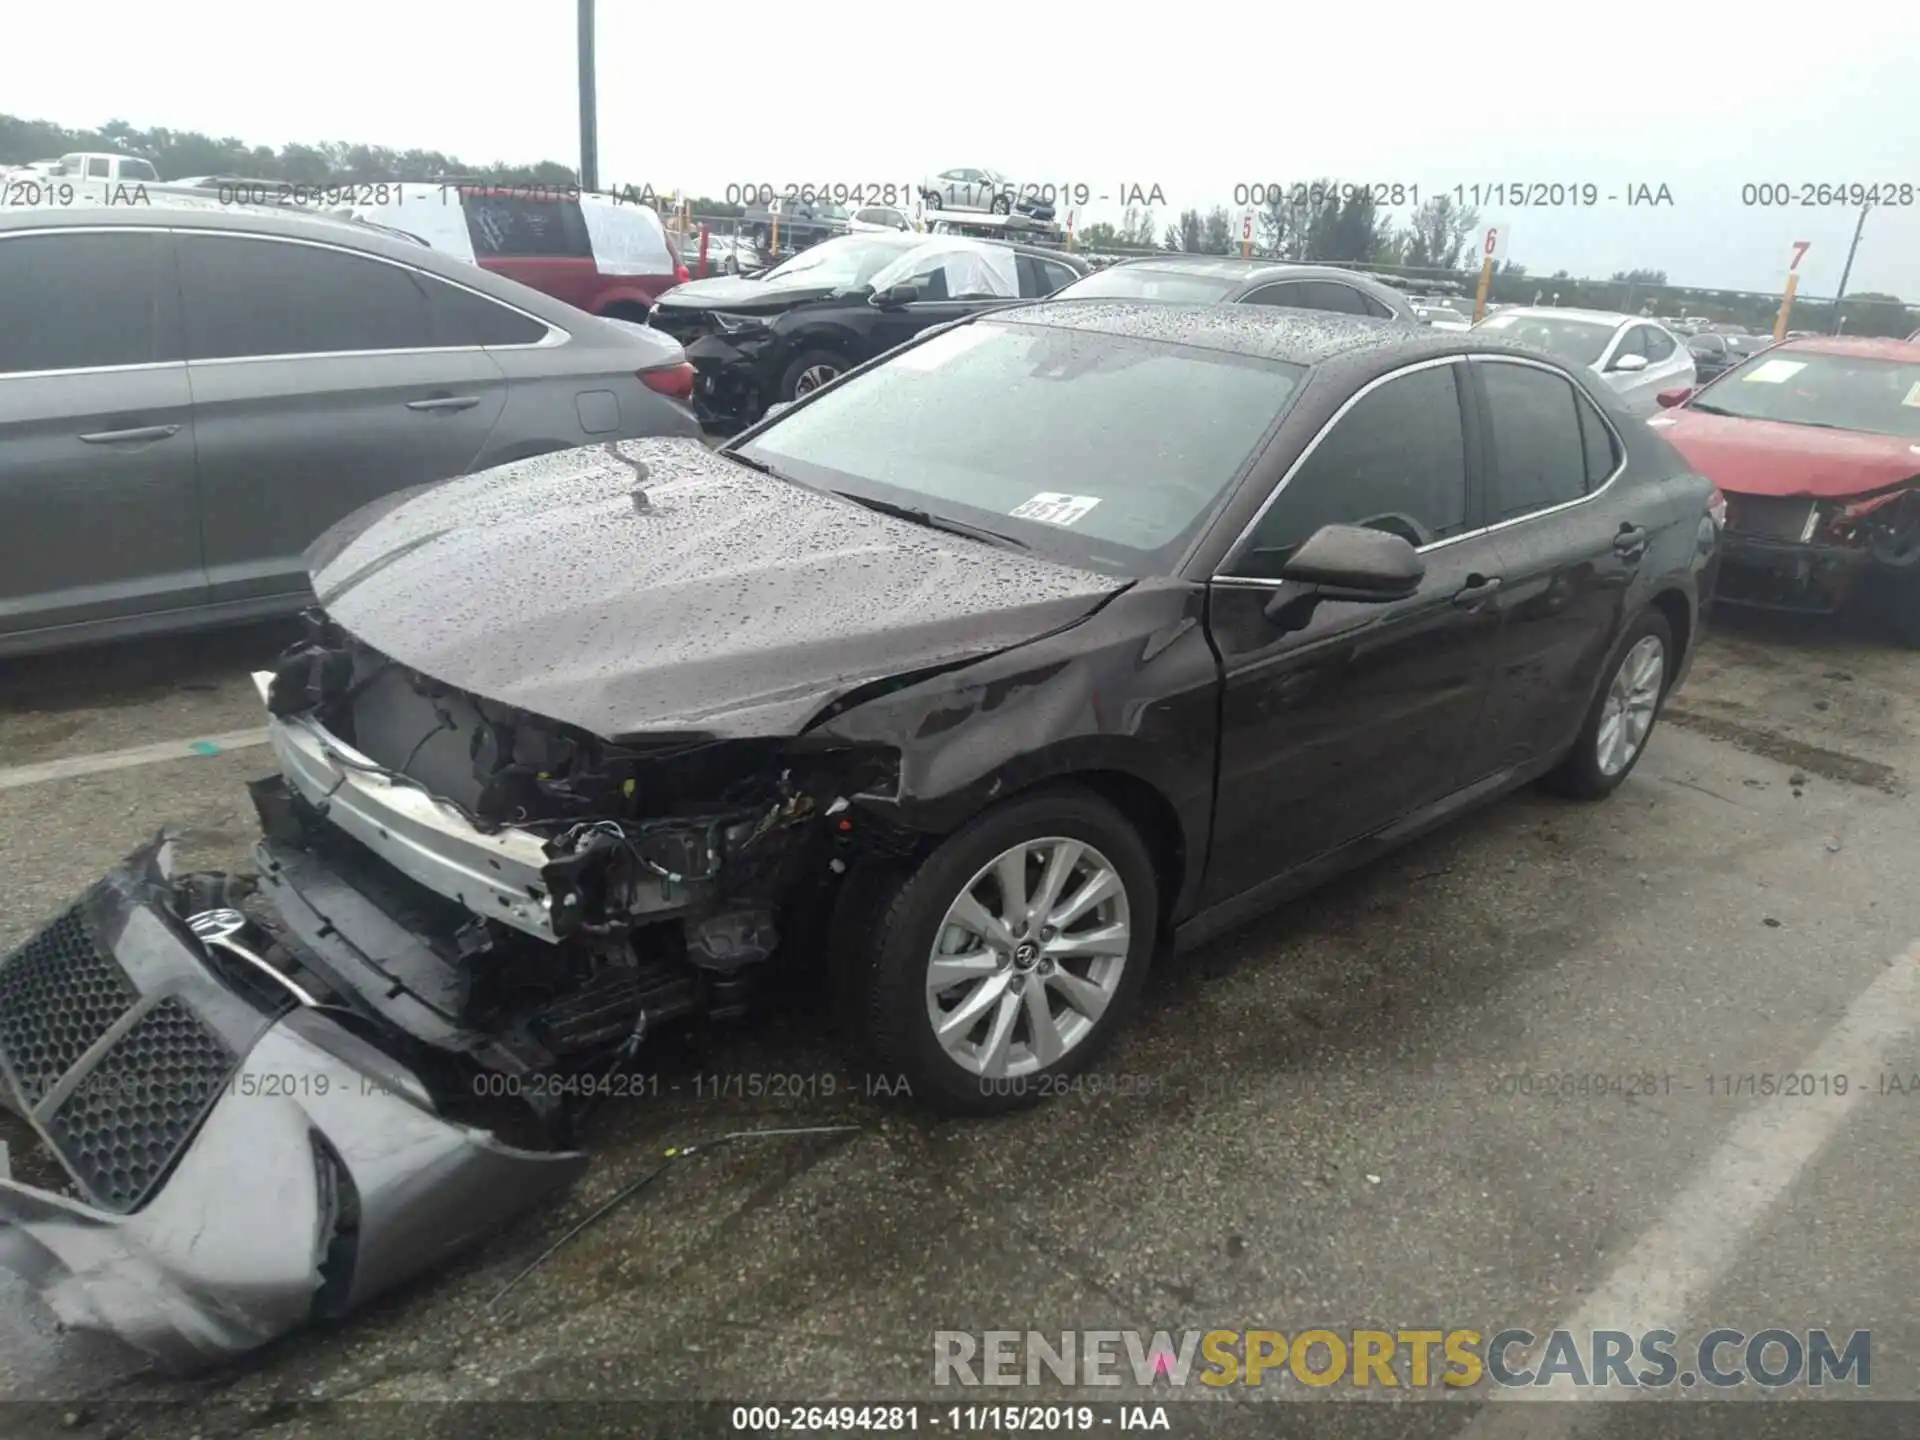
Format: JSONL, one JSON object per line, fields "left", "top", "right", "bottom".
{"left": 346, "top": 186, "right": 479, "bottom": 261}
{"left": 578, "top": 193, "right": 675, "bottom": 276}
{"left": 344, "top": 186, "right": 676, "bottom": 275}
{"left": 866, "top": 239, "right": 1019, "bottom": 300}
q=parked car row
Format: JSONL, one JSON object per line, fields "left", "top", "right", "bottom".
{"left": 1470, "top": 307, "right": 1697, "bottom": 416}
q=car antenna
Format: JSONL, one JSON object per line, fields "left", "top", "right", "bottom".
{"left": 486, "top": 1124, "right": 862, "bottom": 1312}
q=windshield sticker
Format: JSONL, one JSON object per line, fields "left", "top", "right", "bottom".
{"left": 1742, "top": 358, "right": 1807, "bottom": 384}
{"left": 1902, "top": 382, "right": 1920, "bottom": 408}
{"left": 889, "top": 325, "right": 999, "bottom": 371}
{"left": 1646, "top": 417, "right": 1677, "bottom": 427}
{"left": 1010, "top": 492, "right": 1102, "bottom": 527}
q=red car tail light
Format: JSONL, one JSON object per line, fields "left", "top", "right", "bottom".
{"left": 640, "top": 362, "right": 695, "bottom": 402}
{"left": 1707, "top": 487, "right": 1727, "bottom": 529}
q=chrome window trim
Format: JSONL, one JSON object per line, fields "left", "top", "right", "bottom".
{"left": 0, "top": 223, "right": 568, "bottom": 377}
{"left": 1211, "top": 352, "right": 1629, "bottom": 588}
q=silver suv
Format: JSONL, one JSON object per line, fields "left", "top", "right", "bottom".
{"left": 0, "top": 200, "right": 699, "bottom": 656}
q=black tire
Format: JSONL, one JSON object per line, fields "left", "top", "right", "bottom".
{"left": 923, "top": 191, "right": 943, "bottom": 210}
{"left": 1544, "top": 608, "right": 1675, "bottom": 800}
{"left": 780, "top": 349, "right": 849, "bottom": 403}
{"left": 856, "top": 787, "right": 1160, "bottom": 1115}
{"left": 600, "top": 301, "right": 651, "bottom": 323}
{"left": 991, "top": 193, "right": 1012, "bottom": 215}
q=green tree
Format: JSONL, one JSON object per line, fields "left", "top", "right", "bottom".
{"left": 1202, "top": 205, "right": 1234, "bottom": 255}
{"left": 1404, "top": 194, "right": 1479, "bottom": 270}
{"left": 1610, "top": 267, "right": 1668, "bottom": 285}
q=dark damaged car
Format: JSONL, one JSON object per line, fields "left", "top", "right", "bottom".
{"left": 0, "top": 304, "right": 1719, "bottom": 1367}
{"left": 1651, "top": 335, "right": 1920, "bottom": 641}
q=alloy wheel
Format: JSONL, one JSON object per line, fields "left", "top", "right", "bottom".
{"left": 795, "top": 363, "right": 839, "bottom": 396}
{"left": 1596, "top": 634, "right": 1665, "bottom": 776}
{"left": 924, "top": 837, "right": 1131, "bottom": 1078}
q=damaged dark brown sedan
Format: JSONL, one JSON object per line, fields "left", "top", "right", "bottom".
{"left": 0, "top": 303, "right": 1719, "bottom": 1367}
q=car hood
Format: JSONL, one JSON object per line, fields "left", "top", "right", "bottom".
{"left": 654, "top": 276, "right": 838, "bottom": 312}
{"left": 1656, "top": 408, "right": 1920, "bottom": 499}
{"left": 304, "top": 440, "right": 1125, "bottom": 740}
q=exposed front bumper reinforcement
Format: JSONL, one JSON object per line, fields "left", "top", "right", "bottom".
{"left": 253, "top": 670, "right": 561, "bottom": 940}
{"left": 0, "top": 836, "right": 586, "bottom": 1371}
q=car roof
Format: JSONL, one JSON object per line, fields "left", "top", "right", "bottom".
{"left": 993, "top": 299, "right": 1494, "bottom": 366}
{"left": 1771, "top": 334, "right": 1920, "bottom": 362}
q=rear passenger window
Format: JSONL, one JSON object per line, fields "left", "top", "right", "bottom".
{"left": 1231, "top": 363, "right": 1469, "bottom": 576}
{"left": 1643, "top": 326, "right": 1675, "bottom": 360}
{"left": 429, "top": 282, "right": 549, "bottom": 346}
{"left": 1576, "top": 389, "right": 1619, "bottom": 489}
{"left": 0, "top": 232, "right": 178, "bottom": 374}
{"left": 1297, "top": 282, "right": 1370, "bottom": 316}
{"left": 1481, "top": 361, "right": 1588, "bottom": 520}
{"left": 463, "top": 195, "right": 594, "bottom": 259}
{"left": 178, "top": 234, "right": 540, "bottom": 358}
{"left": 1242, "top": 282, "right": 1306, "bottom": 309}
{"left": 1358, "top": 291, "right": 1397, "bottom": 319}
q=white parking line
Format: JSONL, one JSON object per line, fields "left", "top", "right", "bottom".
{"left": 1460, "top": 940, "right": 1920, "bottom": 1435}
{"left": 0, "top": 728, "right": 269, "bottom": 792}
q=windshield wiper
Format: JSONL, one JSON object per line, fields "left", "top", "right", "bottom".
{"left": 833, "top": 491, "right": 1030, "bottom": 550}
{"left": 1687, "top": 402, "right": 1734, "bottom": 416}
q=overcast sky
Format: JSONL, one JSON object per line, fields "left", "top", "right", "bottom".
{"left": 9, "top": 0, "right": 1919, "bottom": 297}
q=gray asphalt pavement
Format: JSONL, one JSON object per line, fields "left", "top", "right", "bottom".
{"left": 0, "top": 607, "right": 1916, "bottom": 1439}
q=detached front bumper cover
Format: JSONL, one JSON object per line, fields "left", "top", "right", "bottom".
{"left": 0, "top": 836, "right": 585, "bottom": 1371}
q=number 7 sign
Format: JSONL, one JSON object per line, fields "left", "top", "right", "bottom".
{"left": 1790, "top": 241, "right": 1810, "bottom": 272}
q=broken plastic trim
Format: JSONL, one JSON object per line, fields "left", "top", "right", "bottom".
{"left": 0, "top": 838, "right": 586, "bottom": 1371}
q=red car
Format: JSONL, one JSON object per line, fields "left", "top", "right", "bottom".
{"left": 1649, "top": 335, "right": 1920, "bottom": 642}
{"left": 354, "top": 186, "right": 690, "bottom": 323}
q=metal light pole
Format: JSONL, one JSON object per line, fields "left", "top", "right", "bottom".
{"left": 577, "top": 0, "right": 598, "bottom": 194}
{"left": 1829, "top": 204, "right": 1869, "bottom": 335}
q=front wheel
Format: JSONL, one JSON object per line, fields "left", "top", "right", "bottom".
{"left": 780, "top": 349, "right": 847, "bottom": 402}
{"left": 1544, "top": 609, "right": 1674, "bottom": 800}
{"left": 991, "top": 193, "right": 1012, "bottom": 215}
{"left": 855, "top": 789, "right": 1159, "bottom": 1114}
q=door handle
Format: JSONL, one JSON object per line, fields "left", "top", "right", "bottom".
{"left": 1451, "top": 574, "right": 1503, "bottom": 607}
{"left": 78, "top": 423, "right": 180, "bottom": 444}
{"left": 405, "top": 395, "right": 481, "bottom": 413}
{"left": 1614, "top": 525, "right": 1650, "bottom": 558}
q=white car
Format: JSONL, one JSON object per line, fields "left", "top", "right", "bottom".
{"left": 847, "top": 204, "right": 913, "bottom": 233}
{"left": 919, "top": 167, "right": 1016, "bottom": 214}
{"left": 1471, "top": 306, "right": 1696, "bottom": 416}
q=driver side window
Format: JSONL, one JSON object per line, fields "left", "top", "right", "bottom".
{"left": 1227, "top": 363, "right": 1470, "bottom": 579}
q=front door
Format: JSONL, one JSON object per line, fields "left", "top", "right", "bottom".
{"left": 1202, "top": 359, "right": 1505, "bottom": 907}
{"left": 0, "top": 228, "right": 205, "bottom": 641}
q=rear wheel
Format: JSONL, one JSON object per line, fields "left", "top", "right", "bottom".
{"left": 855, "top": 789, "right": 1159, "bottom": 1114}
{"left": 1544, "top": 609, "right": 1673, "bottom": 800}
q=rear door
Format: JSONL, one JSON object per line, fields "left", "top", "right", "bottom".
{"left": 0, "top": 227, "right": 204, "bottom": 641}
{"left": 1462, "top": 356, "right": 1644, "bottom": 771}
{"left": 177, "top": 229, "right": 518, "bottom": 603}
{"left": 1202, "top": 359, "right": 1506, "bottom": 906}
